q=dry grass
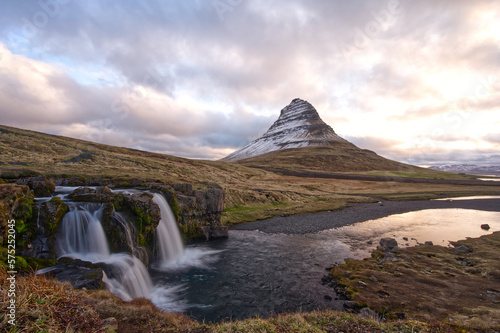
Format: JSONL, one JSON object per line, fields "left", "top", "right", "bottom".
{"left": 331, "top": 232, "right": 500, "bottom": 329}
{"left": 0, "top": 265, "right": 199, "bottom": 332}
{"left": 0, "top": 264, "right": 474, "bottom": 333}
{"left": 2, "top": 124, "right": 500, "bottom": 226}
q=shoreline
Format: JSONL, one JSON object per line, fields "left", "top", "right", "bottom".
{"left": 231, "top": 196, "right": 500, "bottom": 234}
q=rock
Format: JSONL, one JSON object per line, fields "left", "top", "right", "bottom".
{"left": 425, "top": 241, "right": 434, "bottom": 246}
{"left": 343, "top": 301, "right": 357, "bottom": 309}
{"left": 173, "top": 183, "right": 193, "bottom": 195}
{"left": 453, "top": 245, "right": 472, "bottom": 254}
{"left": 481, "top": 224, "right": 490, "bottom": 230}
{"left": 39, "top": 257, "right": 104, "bottom": 290}
{"left": 101, "top": 317, "right": 118, "bottom": 332}
{"left": 379, "top": 238, "right": 399, "bottom": 251}
{"left": 68, "top": 186, "right": 113, "bottom": 202}
{"left": 17, "top": 176, "right": 55, "bottom": 197}
{"left": 359, "top": 307, "right": 378, "bottom": 319}
{"left": 324, "top": 295, "right": 333, "bottom": 301}
{"left": 370, "top": 276, "right": 378, "bottom": 283}
{"left": 396, "top": 312, "right": 406, "bottom": 319}
{"left": 402, "top": 237, "right": 409, "bottom": 241}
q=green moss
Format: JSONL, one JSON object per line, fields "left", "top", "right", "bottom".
{"left": 45, "top": 197, "right": 69, "bottom": 236}
{"left": 24, "top": 257, "right": 57, "bottom": 271}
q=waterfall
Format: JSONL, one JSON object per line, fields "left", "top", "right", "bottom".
{"left": 56, "top": 202, "right": 152, "bottom": 301}
{"left": 152, "top": 193, "right": 184, "bottom": 265}
{"left": 57, "top": 204, "right": 110, "bottom": 260}
{"left": 101, "top": 253, "right": 153, "bottom": 301}
{"left": 51, "top": 189, "right": 188, "bottom": 306}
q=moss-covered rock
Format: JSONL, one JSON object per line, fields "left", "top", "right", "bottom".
{"left": 0, "top": 184, "right": 35, "bottom": 248}
{"left": 16, "top": 176, "right": 56, "bottom": 197}
{"left": 68, "top": 186, "right": 113, "bottom": 202}
{"left": 18, "top": 197, "right": 69, "bottom": 260}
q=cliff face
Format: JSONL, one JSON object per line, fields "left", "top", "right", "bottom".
{"left": 222, "top": 98, "right": 347, "bottom": 162}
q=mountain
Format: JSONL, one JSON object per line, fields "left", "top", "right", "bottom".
{"left": 222, "top": 98, "right": 347, "bottom": 161}
{"left": 430, "top": 164, "right": 500, "bottom": 176}
{"left": 222, "top": 98, "right": 428, "bottom": 173}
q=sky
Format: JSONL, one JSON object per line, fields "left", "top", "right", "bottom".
{"left": 0, "top": 0, "right": 499, "bottom": 166}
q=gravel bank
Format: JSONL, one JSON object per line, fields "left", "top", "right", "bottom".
{"left": 231, "top": 197, "right": 500, "bottom": 234}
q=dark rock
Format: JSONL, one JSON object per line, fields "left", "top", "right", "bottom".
{"left": 425, "top": 241, "right": 434, "bottom": 246}
{"left": 403, "top": 237, "right": 409, "bottom": 241}
{"left": 324, "top": 295, "right": 333, "bottom": 301}
{"left": 68, "top": 186, "right": 113, "bottom": 202}
{"left": 453, "top": 245, "right": 472, "bottom": 254}
{"left": 396, "top": 312, "right": 406, "bottom": 319}
{"left": 343, "top": 301, "right": 357, "bottom": 309}
{"left": 173, "top": 183, "right": 193, "bottom": 196}
{"left": 17, "top": 176, "right": 56, "bottom": 197}
{"left": 379, "top": 238, "right": 399, "bottom": 251}
{"left": 481, "top": 224, "right": 490, "bottom": 230}
{"left": 39, "top": 257, "right": 104, "bottom": 290}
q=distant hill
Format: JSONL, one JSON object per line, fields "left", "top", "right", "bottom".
{"left": 0, "top": 124, "right": 262, "bottom": 185}
{"left": 430, "top": 164, "right": 500, "bottom": 176}
{"left": 223, "top": 98, "right": 429, "bottom": 173}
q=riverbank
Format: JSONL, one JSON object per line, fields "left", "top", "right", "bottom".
{"left": 232, "top": 196, "right": 500, "bottom": 234}
{"left": 329, "top": 231, "right": 500, "bottom": 329}
{"left": 0, "top": 264, "right": 481, "bottom": 332}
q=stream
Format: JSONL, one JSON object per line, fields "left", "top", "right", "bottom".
{"left": 152, "top": 198, "right": 500, "bottom": 322}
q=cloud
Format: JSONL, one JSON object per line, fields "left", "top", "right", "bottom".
{"left": 0, "top": 0, "right": 499, "bottom": 164}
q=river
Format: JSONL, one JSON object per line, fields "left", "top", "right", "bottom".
{"left": 151, "top": 196, "right": 500, "bottom": 322}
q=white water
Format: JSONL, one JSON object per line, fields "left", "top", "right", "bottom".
{"left": 55, "top": 201, "right": 182, "bottom": 304}
{"left": 152, "top": 193, "right": 184, "bottom": 268}
{"left": 101, "top": 253, "right": 153, "bottom": 300}
{"left": 57, "top": 204, "right": 110, "bottom": 259}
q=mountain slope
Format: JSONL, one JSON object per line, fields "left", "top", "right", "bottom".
{"left": 223, "top": 98, "right": 428, "bottom": 173}
{"left": 222, "top": 98, "right": 347, "bottom": 161}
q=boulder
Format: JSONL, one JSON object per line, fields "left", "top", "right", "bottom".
{"left": 17, "top": 176, "right": 55, "bottom": 197}
{"left": 378, "top": 238, "right": 399, "bottom": 251}
{"left": 481, "top": 224, "right": 490, "bottom": 230}
{"left": 38, "top": 257, "right": 104, "bottom": 290}
{"left": 453, "top": 245, "right": 472, "bottom": 254}
{"left": 68, "top": 186, "right": 113, "bottom": 202}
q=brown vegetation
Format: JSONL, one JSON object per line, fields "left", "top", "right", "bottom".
{"left": 330, "top": 232, "right": 500, "bottom": 329}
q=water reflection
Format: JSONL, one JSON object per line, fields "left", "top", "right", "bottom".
{"left": 152, "top": 208, "right": 500, "bottom": 322}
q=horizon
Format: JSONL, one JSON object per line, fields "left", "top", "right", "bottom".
{"left": 0, "top": 1, "right": 499, "bottom": 165}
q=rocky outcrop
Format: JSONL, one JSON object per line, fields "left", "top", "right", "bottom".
{"left": 16, "top": 176, "right": 55, "bottom": 197}
{"left": 38, "top": 257, "right": 104, "bottom": 290}
{"left": 18, "top": 197, "right": 68, "bottom": 260}
{"left": 154, "top": 183, "right": 228, "bottom": 242}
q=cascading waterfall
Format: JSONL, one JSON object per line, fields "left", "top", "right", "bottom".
{"left": 101, "top": 253, "right": 153, "bottom": 301}
{"left": 53, "top": 190, "right": 189, "bottom": 306}
{"left": 57, "top": 204, "right": 110, "bottom": 260}
{"left": 152, "top": 193, "right": 184, "bottom": 266}
{"left": 56, "top": 203, "right": 152, "bottom": 301}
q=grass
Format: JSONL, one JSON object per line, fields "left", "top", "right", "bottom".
{"left": 0, "top": 264, "right": 477, "bottom": 332}
{"left": 330, "top": 231, "right": 500, "bottom": 329}
{"left": 2, "top": 124, "right": 500, "bottom": 228}
{"left": 222, "top": 195, "right": 377, "bottom": 225}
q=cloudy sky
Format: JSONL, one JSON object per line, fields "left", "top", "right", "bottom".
{"left": 0, "top": 0, "right": 499, "bottom": 165}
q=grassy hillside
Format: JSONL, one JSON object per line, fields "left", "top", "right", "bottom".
{"left": 233, "top": 144, "right": 438, "bottom": 176}
{"left": 1, "top": 124, "right": 499, "bottom": 225}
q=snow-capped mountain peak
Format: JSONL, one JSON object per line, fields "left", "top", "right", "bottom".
{"left": 222, "top": 98, "right": 346, "bottom": 161}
